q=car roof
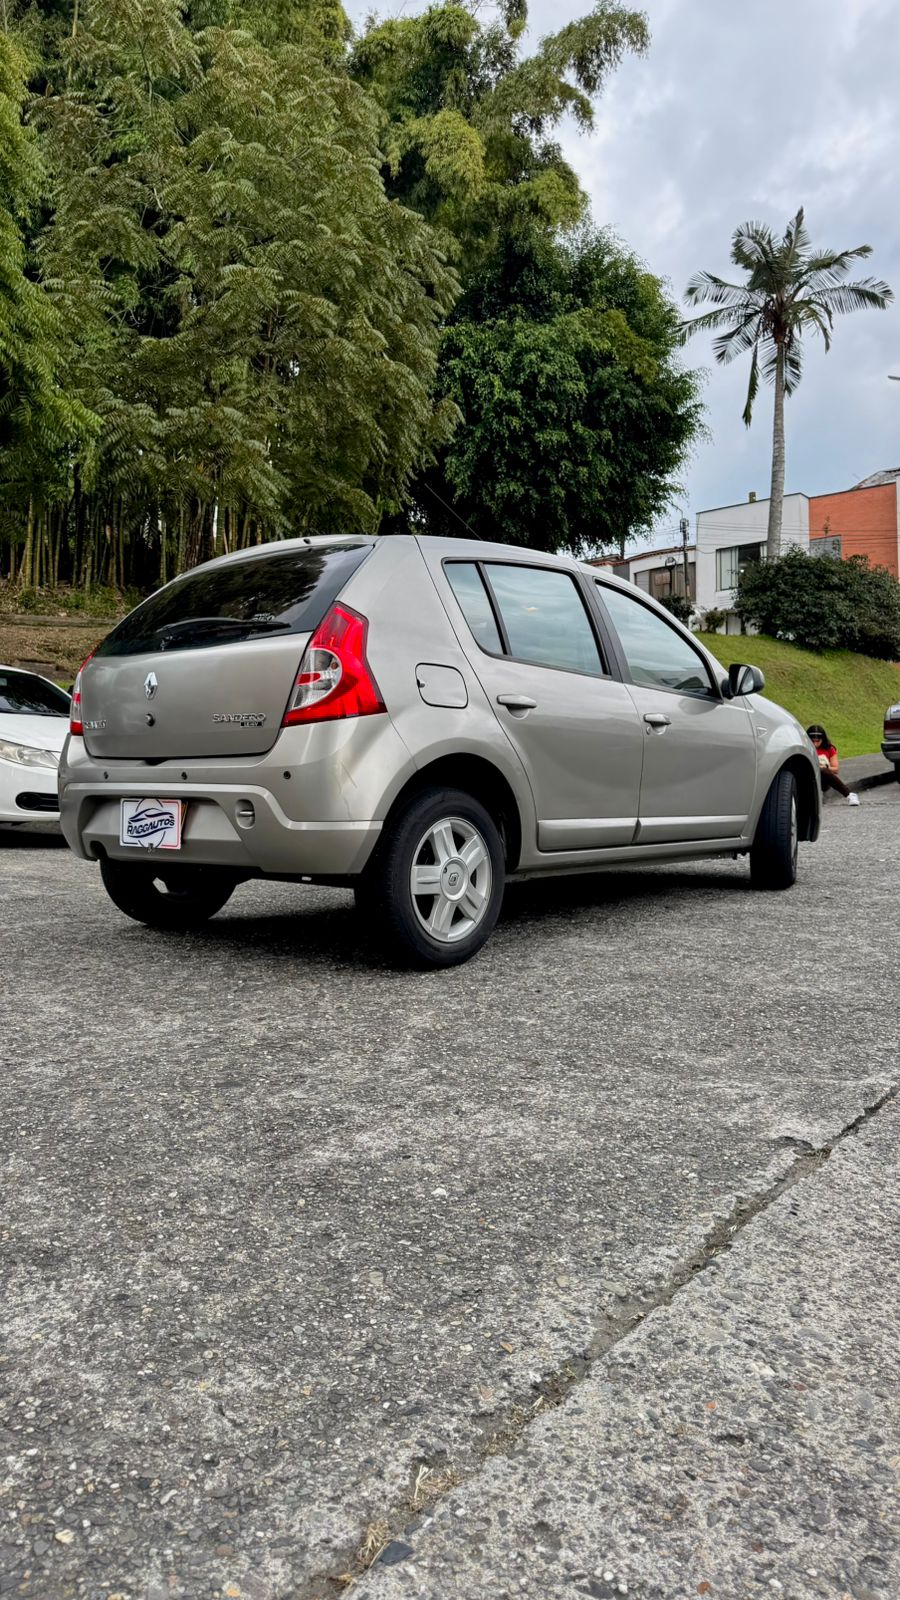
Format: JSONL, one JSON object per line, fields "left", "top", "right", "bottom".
{"left": 411, "top": 534, "right": 646, "bottom": 596}
{"left": 178, "top": 534, "right": 376, "bottom": 578}
{"left": 160, "top": 531, "right": 664, "bottom": 604}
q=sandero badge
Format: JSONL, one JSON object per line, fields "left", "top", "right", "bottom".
{"left": 119, "top": 798, "right": 184, "bottom": 851}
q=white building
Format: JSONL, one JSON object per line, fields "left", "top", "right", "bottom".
{"left": 592, "top": 542, "right": 696, "bottom": 605}
{"left": 695, "top": 492, "right": 809, "bottom": 632}
{"left": 595, "top": 492, "right": 811, "bottom": 633}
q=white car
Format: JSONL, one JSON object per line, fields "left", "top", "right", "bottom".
{"left": 0, "top": 666, "right": 71, "bottom": 825}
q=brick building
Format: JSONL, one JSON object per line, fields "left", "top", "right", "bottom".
{"left": 601, "top": 468, "right": 900, "bottom": 633}
{"left": 809, "top": 468, "right": 900, "bottom": 578}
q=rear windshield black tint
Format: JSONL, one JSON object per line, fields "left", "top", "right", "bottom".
{"left": 95, "top": 542, "right": 372, "bottom": 657}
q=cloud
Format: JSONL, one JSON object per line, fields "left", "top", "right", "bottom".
{"left": 345, "top": 0, "right": 900, "bottom": 541}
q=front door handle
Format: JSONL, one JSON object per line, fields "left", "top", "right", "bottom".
{"left": 643, "top": 712, "right": 671, "bottom": 728}
{"left": 497, "top": 693, "right": 537, "bottom": 712}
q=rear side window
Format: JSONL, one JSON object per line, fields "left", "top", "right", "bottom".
{"left": 0, "top": 670, "right": 70, "bottom": 716}
{"left": 485, "top": 563, "right": 604, "bottom": 676}
{"left": 96, "top": 542, "right": 372, "bottom": 657}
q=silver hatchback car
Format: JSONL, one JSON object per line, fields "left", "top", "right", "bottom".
{"left": 60, "top": 535, "right": 821, "bottom": 967}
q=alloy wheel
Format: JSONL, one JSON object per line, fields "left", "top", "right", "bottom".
{"left": 409, "top": 815, "right": 493, "bottom": 944}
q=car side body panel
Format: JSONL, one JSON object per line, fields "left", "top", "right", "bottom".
{"left": 415, "top": 541, "right": 645, "bottom": 854}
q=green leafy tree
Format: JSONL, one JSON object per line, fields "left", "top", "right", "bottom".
{"left": 681, "top": 208, "right": 893, "bottom": 562}
{"left": 431, "top": 230, "right": 701, "bottom": 554}
{"left": 352, "top": 3, "right": 702, "bottom": 554}
{"left": 2, "top": 0, "right": 455, "bottom": 588}
{"left": 351, "top": 1, "right": 649, "bottom": 284}
{"left": 737, "top": 547, "right": 900, "bottom": 660}
{"left": 0, "top": 28, "right": 94, "bottom": 582}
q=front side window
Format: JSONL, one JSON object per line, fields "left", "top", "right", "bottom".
{"left": 717, "top": 543, "right": 762, "bottom": 591}
{"left": 484, "top": 563, "right": 604, "bottom": 676}
{"left": 598, "top": 584, "right": 714, "bottom": 697}
{"left": 0, "top": 671, "right": 70, "bottom": 716}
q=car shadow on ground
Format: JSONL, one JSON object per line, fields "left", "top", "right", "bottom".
{"left": 0, "top": 825, "right": 68, "bottom": 849}
{"left": 144, "top": 863, "right": 753, "bottom": 973}
{"left": 501, "top": 863, "right": 751, "bottom": 923}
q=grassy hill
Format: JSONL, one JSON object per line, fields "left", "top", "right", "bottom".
{"left": 698, "top": 633, "right": 900, "bottom": 758}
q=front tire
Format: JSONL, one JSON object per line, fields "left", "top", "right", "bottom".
{"left": 100, "top": 857, "right": 238, "bottom": 930}
{"left": 357, "top": 788, "right": 505, "bottom": 969}
{"left": 749, "top": 769, "right": 799, "bottom": 891}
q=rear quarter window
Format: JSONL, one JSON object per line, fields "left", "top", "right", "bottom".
{"left": 96, "top": 542, "right": 372, "bottom": 657}
{"left": 444, "top": 562, "right": 504, "bottom": 654}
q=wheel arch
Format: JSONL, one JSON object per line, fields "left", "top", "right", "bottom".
{"left": 380, "top": 754, "right": 524, "bottom": 872}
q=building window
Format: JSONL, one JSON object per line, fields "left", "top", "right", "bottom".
{"left": 635, "top": 563, "right": 695, "bottom": 601}
{"left": 716, "top": 543, "right": 762, "bottom": 591}
{"left": 810, "top": 535, "right": 842, "bottom": 559}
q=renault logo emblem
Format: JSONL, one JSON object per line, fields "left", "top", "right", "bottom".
{"left": 144, "top": 671, "right": 158, "bottom": 700}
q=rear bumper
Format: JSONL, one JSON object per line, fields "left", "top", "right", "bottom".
{"left": 881, "top": 741, "right": 900, "bottom": 765}
{"left": 61, "top": 782, "right": 381, "bottom": 876}
{"left": 59, "top": 718, "right": 414, "bottom": 877}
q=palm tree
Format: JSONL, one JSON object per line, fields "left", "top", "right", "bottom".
{"left": 682, "top": 209, "right": 892, "bottom": 561}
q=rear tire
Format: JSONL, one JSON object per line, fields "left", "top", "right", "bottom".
{"left": 749, "top": 768, "right": 799, "bottom": 891}
{"left": 894, "top": 764, "right": 900, "bottom": 785}
{"left": 357, "top": 787, "right": 505, "bottom": 969}
{"left": 100, "top": 857, "right": 238, "bottom": 930}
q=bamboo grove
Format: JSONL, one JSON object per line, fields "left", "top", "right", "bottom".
{"left": 0, "top": 1, "right": 702, "bottom": 594}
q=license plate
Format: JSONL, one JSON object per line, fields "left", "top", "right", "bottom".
{"left": 119, "top": 798, "right": 185, "bottom": 851}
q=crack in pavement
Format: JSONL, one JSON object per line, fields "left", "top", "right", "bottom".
{"left": 310, "top": 1082, "right": 899, "bottom": 1598}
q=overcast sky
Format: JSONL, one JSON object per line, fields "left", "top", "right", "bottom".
{"left": 345, "top": 0, "right": 900, "bottom": 545}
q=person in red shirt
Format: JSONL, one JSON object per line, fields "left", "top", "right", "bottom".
{"left": 807, "top": 725, "right": 860, "bottom": 805}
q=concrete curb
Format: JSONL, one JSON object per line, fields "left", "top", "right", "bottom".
{"left": 838, "top": 753, "right": 896, "bottom": 793}
{"left": 857, "top": 768, "right": 895, "bottom": 791}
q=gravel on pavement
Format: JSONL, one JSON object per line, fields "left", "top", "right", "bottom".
{"left": 1, "top": 787, "right": 897, "bottom": 1600}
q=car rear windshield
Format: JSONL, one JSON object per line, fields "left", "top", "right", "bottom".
{"left": 0, "top": 671, "right": 70, "bottom": 716}
{"left": 95, "top": 541, "right": 372, "bottom": 657}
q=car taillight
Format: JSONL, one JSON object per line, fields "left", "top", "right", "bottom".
{"left": 69, "top": 652, "right": 95, "bottom": 737}
{"left": 283, "top": 605, "right": 385, "bottom": 727}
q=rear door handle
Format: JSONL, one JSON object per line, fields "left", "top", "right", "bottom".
{"left": 497, "top": 693, "right": 537, "bottom": 712}
{"left": 643, "top": 712, "right": 671, "bottom": 728}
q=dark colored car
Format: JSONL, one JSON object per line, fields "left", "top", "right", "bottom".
{"left": 883, "top": 702, "right": 900, "bottom": 781}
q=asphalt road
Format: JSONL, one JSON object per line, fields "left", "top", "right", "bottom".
{"left": 2, "top": 787, "right": 898, "bottom": 1600}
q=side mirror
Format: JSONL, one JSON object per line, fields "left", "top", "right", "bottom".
{"left": 728, "top": 662, "right": 765, "bottom": 697}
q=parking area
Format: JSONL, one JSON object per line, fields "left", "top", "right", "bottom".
{"left": 2, "top": 788, "right": 898, "bottom": 1600}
